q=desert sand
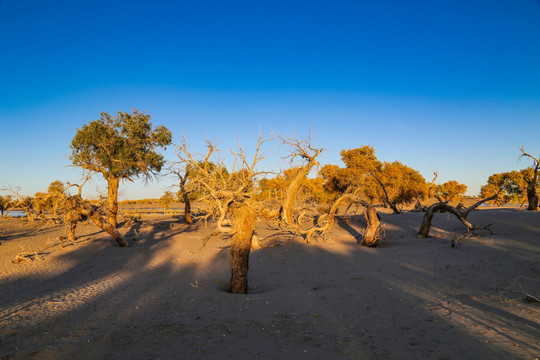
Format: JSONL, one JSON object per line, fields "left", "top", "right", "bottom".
{"left": 0, "top": 207, "right": 539, "bottom": 359}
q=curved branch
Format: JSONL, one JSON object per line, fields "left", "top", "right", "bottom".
{"left": 418, "top": 193, "right": 499, "bottom": 238}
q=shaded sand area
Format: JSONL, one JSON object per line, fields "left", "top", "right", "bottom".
{"left": 0, "top": 208, "right": 539, "bottom": 359}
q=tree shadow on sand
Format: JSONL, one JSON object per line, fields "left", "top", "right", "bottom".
{"left": 0, "top": 210, "right": 539, "bottom": 359}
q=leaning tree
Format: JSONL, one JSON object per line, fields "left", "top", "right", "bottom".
{"left": 70, "top": 109, "right": 172, "bottom": 227}
{"left": 278, "top": 135, "right": 323, "bottom": 225}
{"left": 417, "top": 193, "right": 499, "bottom": 242}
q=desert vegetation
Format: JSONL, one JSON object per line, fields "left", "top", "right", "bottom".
{"left": 2, "top": 111, "right": 540, "bottom": 294}
{"left": 1, "top": 111, "right": 539, "bottom": 359}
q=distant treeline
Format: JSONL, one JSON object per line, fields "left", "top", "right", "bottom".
{"left": 119, "top": 199, "right": 167, "bottom": 205}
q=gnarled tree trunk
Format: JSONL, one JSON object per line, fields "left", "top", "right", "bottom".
{"left": 229, "top": 205, "right": 255, "bottom": 294}
{"left": 107, "top": 176, "right": 120, "bottom": 227}
{"left": 279, "top": 139, "right": 322, "bottom": 225}
{"left": 65, "top": 209, "right": 80, "bottom": 241}
{"left": 362, "top": 205, "right": 381, "bottom": 247}
{"left": 526, "top": 182, "right": 538, "bottom": 211}
{"left": 180, "top": 188, "right": 193, "bottom": 224}
{"left": 280, "top": 163, "right": 315, "bottom": 225}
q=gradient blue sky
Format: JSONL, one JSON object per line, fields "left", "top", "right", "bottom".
{"left": 1, "top": 0, "right": 539, "bottom": 200}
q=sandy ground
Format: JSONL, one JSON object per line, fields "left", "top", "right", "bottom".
{"left": 0, "top": 208, "right": 539, "bottom": 359}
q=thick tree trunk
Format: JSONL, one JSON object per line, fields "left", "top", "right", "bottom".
{"left": 229, "top": 206, "right": 255, "bottom": 294}
{"left": 181, "top": 189, "right": 193, "bottom": 224}
{"left": 65, "top": 210, "right": 79, "bottom": 241}
{"left": 387, "top": 201, "right": 400, "bottom": 215}
{"left": 107, "top": 177, "right": 120, "bottom": 227}
{"left": 280, "top": 165, "right": 312, "bottom": 225}
{"left": 362, "top": 205, "right": 382, "bottom": 247}
{"left": 418, "top": 207, "right": 437, "bottom": 238}
{"left": 527, "top": 183, "right": 538, "bottom": 211}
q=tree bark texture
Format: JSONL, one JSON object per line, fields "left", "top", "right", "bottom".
{"left": 417, "top": 206, "right": 438, "bottom": 238}
{"left": 181, "top": 189, "right": 193, "bottom": 224}
{"left": 229, "top": 206, "right": 255, "bottom": 294}
{"left": 89, "top": 212, "right": 128, "bottom": 247}
{"left": 107, "top": 177, "right": 120, "bottom": 227}
{"left": 280, "top": 165, "right": 313, "bottom": 225}
{"left": 65, "top": 210, "right": 80, "bottom": 241}
{"left": 527, "top": 182, "right": 538, "bottom": 211}
{"left": 362, "top": 205, "right": 382, "bottom": 247}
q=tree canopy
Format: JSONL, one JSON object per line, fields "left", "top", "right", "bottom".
{"left": 70, "top": 109, "right": 172, "bottom": 181}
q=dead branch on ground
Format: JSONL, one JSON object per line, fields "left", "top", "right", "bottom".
{"left": 13, "top": 251, "right": 43, "bottom": 263}
{"left": 498, "top": 275, "right": 540, "bottom": 303}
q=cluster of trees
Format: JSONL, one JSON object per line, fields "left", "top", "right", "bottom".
{"left": 480, "top": 150, "right": 540, "bottom": 211}
{"left": 319, "top": 146, "right": 429, "bottom": 214}
{"left": 0, "top": 181, "right": 67, "bottom": 221}
{"left": 0, "top": 195, "right": 13, "bottom": 216}
{"left": 3, "top": 109, "right": 539, "bottom": 293}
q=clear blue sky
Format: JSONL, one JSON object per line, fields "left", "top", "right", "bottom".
{"left": 1, "top": 0, "right": 539, "bottom": 200}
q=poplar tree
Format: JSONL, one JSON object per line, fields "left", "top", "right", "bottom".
{"left": 70, "top": 109, "right": 172, "bottom": 227}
